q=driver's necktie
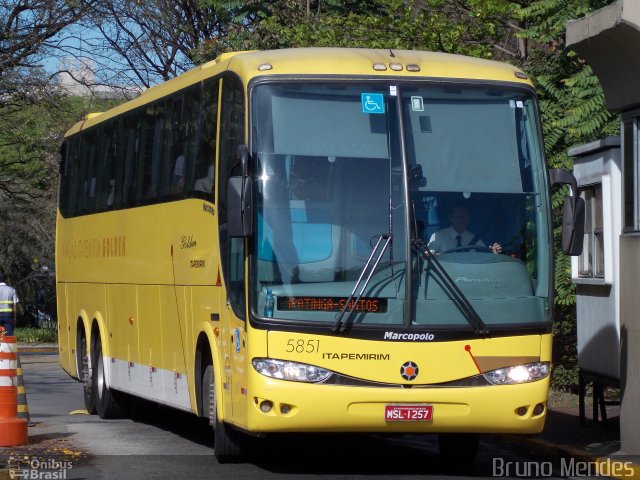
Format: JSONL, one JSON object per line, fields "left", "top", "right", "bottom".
{"left": 456, "top": 235, "right": 463, "bottom": 247}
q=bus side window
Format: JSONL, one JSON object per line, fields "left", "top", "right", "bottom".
{"left": 115, "top": 115, "right": 139, "bottom": 208}
{"left": 180, "top": 88, "right": 201, "bottom": 195}
{"left": 96, "top": 125, "right": 117, "bottom": 209}
{"left": 193, "top": 145, "right": 215, "bottom": 194}
{"left": 159, "top": 94, "right": 186, "bottom": 197}
{"left": 60, "top": 138, "right": 80, "bottom": 217}
{"left": 190, "top": 78, "right": 218, "bottom": 197}
{"left": 78, "top": 130, "right": 98, "bottom": 214}
{"left": 137, "top": 103, "right": 165, "bottom": 202}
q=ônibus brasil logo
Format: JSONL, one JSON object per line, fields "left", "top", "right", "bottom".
{"left": 400, "top": 361, "right": 419, "bottom": 381}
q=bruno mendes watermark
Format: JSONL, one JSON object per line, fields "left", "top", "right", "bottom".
{"left": 7, "top": 456, "right": 73, "bottom": 480}
{"left": 492, "top": 457, "right": 635, "bottom": 478}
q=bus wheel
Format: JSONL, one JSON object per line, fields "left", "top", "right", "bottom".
{"left": 202, "top": 364, "right": 244, "bottom": 463}
{"left": 77, "top": 332, "right": 96, "bottom": 414}
{"left": 92, "top": 337, "right": 125, "bottom": 419}
{"left": 438, "top": 433, "right": 479, "bottom": 468}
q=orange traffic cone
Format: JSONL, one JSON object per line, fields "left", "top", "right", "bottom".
{"left": 16, "top": 355, "right": 30, "bottom": 422}
{"left": 0, "top": 334, "right": 28, "bottom": 446}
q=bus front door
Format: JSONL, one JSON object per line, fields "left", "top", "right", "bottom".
{"left": 220, "top": 295, "right": 248, "bottom": 427}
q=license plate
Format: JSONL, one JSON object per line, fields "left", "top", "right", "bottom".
{"left": 385, "top": 404, "right": 433, "bottom": 422}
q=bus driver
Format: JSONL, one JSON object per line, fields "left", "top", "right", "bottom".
{"left": 427, "top": 204, "right": 502, "bottom": 254}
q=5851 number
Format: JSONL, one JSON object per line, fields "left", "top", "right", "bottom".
{"left": 285, "top": 339, "right": 320, "bottom": 353}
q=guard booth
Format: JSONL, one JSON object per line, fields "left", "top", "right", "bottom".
{"left": 568, "top": 137, "right": 622, "bottom": 423}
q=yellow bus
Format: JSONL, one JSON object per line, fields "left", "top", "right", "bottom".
{"left": 56, "top": 48, "right": 583, "bottom": 463}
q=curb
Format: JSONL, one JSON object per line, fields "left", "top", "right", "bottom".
{"left": 503, "top": 435, "right": 640, "bottom": 479}
{"left": 17, "top": 346, "right": 58, "bottom": 354}
{"left": 503, "top": 434, "right": 600, "bottom": 461}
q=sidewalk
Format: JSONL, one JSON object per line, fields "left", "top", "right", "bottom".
{"left": 499, "top": 397, "right": 640, "bottom": 479}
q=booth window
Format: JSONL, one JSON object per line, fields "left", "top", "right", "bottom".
{"left": 579, "top": 184, "right": 604, "bottom": 278}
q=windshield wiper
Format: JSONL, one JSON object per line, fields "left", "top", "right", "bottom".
{"left": 333, "top": 234, "right": 392, "bottom": 333}
{"left": 411, "top": 238, "right": 489, "bottom": 335}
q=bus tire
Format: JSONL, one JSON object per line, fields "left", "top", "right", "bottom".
{"left": 92, "top": 337, "right": 125, "bottom": 419}
{"left": 438, "top": 433, "right": 479, "bottom": 468}
{"left": 203, "top": 364, "right": 244, "bottom": 463}
{"left": 77, "top": 331, "right": 96, "bottom": 414}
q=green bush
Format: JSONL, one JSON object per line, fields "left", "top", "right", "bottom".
{"left": 15, "top": 327, "right": 57, "bottom": 343}
{"left": 551, "top": 304, "right": 579, "bottom": 391}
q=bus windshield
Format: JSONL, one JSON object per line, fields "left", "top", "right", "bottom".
{"left": 250, "top": 82, "right": 550, "bottom": 330}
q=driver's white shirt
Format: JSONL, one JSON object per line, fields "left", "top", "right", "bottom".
{"left": 427, "top": 226, "right": 485, "bottom": 254}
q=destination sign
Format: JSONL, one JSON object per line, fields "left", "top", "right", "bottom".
{"left": 277, "top": 296, "right": 387, "bottom": 313}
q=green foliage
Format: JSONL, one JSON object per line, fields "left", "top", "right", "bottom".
{"left": 517, "top": 1, "right": 619, "bottom": 170}
{"left": 518, "top": 0, "right": 614, "bottom": 44}
{"left": 187, "top": 0, "right": 271, "bottom": 64}
{"left": 15, "top": 327, "right": 58, "bottom": 344}
{"left": 199, "top": 0, "right": 518, "bottom": 60}
{"left": 551, "top": 302, "right": 579, "bottom": 391}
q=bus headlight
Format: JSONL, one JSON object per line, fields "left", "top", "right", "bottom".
{"left": 252, "top": 358, "right": 332, "bottom": 383}
{"left": 483, "top": 362, "right": 550, "bottom": 385}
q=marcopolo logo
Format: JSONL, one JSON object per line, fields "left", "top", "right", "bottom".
{"left": 455, "top": 276, "right": 507, "bottom": 289}
{"left": 384, "top": 331, "right": 435, "bottom": 341}
{"left": 400, "top": 361, "right": 420, "bottom": 381}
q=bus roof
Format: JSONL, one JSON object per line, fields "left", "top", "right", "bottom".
{"left": 64, "top": 48, "right": 532, "bottom": 137}
{"left": 230, "top": 48, "right": 530, "bottom": 84}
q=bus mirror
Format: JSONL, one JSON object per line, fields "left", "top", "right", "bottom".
{"left": 562, "top": 195, "right": 585, "bottom": 256}
{"left": 227, "top": 176, "right": 253, "bottom": 238}
{"left": 549, "top": 168, "right": 577, "bottom": 192}
{"left": 549, "top": 168, "right": 585, "bottom": 256}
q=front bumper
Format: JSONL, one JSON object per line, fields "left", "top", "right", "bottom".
{"left": 242, "top": 371, "right": 549, "bottom": 434}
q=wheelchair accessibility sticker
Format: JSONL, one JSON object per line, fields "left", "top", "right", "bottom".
{"left": 361, "top": 93, "right": 385, "bottom": 114}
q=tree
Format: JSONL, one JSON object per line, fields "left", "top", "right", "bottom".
{"left": 0, "top": 1, "right": 122, "bottom": 309}
{"left": 0, "top": 0, "right": 94, "bottom": 98}
{"left": 0, "top": 95, "right": 122, "bottom": 311}
{"left": 237, "top": 0, "right": 506, "bottom": 57}
{"left": 0, "top": 0, "right": 98, "bottom": 197}
{"left": 83, "top": 0, "right": 259, "bottom": 88}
